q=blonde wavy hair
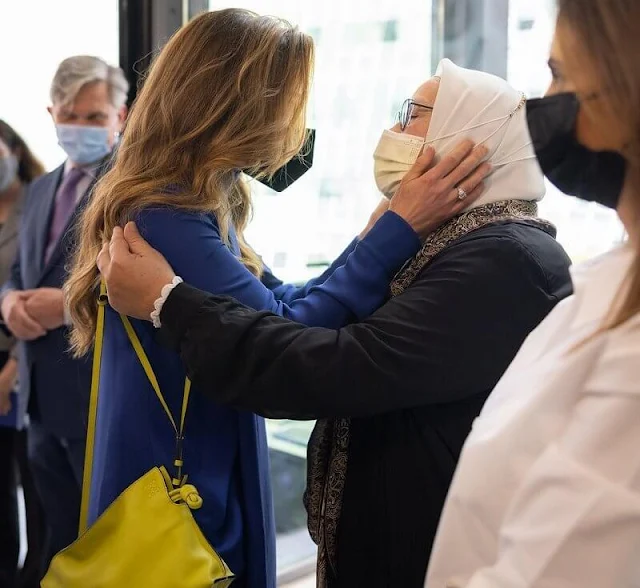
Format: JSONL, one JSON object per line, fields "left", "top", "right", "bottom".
{"left": 65, "top": 8, "right": 314, "bottom": 356}
{"left": 557, "top": 0, "right": 640, "bottom": 330}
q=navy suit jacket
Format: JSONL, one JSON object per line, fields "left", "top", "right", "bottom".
{"left": 1, "top": 161, "right": 105, "bottom": 438}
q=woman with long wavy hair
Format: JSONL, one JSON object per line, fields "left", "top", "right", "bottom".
{"left": 64, "top": 8, "right": 489, "bottom": 587}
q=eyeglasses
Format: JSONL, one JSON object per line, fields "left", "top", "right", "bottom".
{"left": 397, "top": 98, "right": 434, "bottom": 131}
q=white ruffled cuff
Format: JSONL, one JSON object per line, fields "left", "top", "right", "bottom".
{"left": 150, "top": 276, "right": 183, "bottom": 328}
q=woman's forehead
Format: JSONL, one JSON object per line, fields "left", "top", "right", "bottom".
{"left": 552, "top": 22, "right": 598, "bottom": 90}
{"left": 412, "top": 77, "right": 440, "bottom": 105}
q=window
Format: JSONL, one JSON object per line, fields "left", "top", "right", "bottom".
{"left": 0, "top": 0, "right": 119, "bottom": 171}
{"left": 518, "top": 18, "right": 535, "bottom": 30}
{"left": 208, "top": 0, "right": 434, "bottom": 286}
{"left": 382, "top": 19, "right": 399, "bottom": 42}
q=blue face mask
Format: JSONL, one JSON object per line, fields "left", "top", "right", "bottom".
{"left": 56, "top": 124, "right": 112, "bottom": 165}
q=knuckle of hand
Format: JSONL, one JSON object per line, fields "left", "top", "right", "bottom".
{"left": 475, "top": 167, "right": 488, "bottom": 182}
{"left": 421, "top": 176, "right": 435, "bottom": 191}
{"left": 437, "top": 179, "right": 451, "bottom": 195}
{"left": 461, "top": 155, "right": 476, "bottom": 169}
{"left": 443, "top": 155, "right": 457, "bottom": 169}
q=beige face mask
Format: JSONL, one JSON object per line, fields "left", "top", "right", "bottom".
{"left": 373, "top": 129, "right": 425, "bottom": 198}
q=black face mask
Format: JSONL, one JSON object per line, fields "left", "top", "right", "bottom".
{"left": 526, "top": 93, "right": 627, "bottom": 209}
{"left": 244, "top": 129, "right": 315, "bottom": 192}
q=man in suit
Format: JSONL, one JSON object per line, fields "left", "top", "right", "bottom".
{"left": 0, "top": 55, "right": 128, "bottom": 574}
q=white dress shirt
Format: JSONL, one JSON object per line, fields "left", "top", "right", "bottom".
{"left": 426, "top": 245, "right": 640, "bottom": 588}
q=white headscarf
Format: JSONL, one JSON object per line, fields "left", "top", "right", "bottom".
{"left": 427, "top": 59, "right": 545, "bottom": 207}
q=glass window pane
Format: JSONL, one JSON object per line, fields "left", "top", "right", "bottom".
{"left": 507, "top": 0, "right": 625, "bottom": 262}
{"left": 0, "top": 1, "right": 119, "bottom": 170}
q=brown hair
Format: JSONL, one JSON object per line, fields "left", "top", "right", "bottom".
{"left": 558, "top": 0, "right": 640, "bottom": 330}
{"left": 65, "top": 8, "right": 314, "bottom": 356}
{"left": 0, "top": 120, "right": 46, "bottom": 183}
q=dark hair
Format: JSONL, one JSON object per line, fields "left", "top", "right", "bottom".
{"left": 0, "top": 119, "right": 46, "bottom": 183}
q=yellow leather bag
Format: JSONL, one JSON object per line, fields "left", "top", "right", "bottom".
{"left": 42, "top": 285, "right": 235, "bottom": 588}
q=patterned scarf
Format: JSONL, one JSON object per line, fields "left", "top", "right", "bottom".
{"left": 303, "top": 200, "right": 555, "bottom": 586}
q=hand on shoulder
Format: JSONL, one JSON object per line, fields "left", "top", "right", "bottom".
{"left": 97, "top": 222, "right": 176, "bottom": 320}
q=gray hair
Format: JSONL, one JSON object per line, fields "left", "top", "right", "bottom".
{"left": 50, "top": 55, "right": 129, "bottom": 109}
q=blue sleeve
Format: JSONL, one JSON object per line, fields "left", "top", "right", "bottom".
{"left": 136, "top": 209, "right": 419, "bottom": 329}
{"left": 262, "top": 238, "right": 358, "bottom": 304}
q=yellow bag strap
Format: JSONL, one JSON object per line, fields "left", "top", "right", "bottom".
{"left": 79, "top": 282, "right": 108, "bottom": 535}
{"left": 120, "top": 314, "right": 190, "bottom": 435}
{"left": 78, "top": 282, "right": 192, "bottom": 535}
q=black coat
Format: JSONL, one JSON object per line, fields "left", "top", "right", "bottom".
{"left": 158, "top": 220, "right": 573, "bottom": 587}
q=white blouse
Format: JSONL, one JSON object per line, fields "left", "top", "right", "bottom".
{"left": 426, "top": 245, "right": 640, "bottom": 588}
